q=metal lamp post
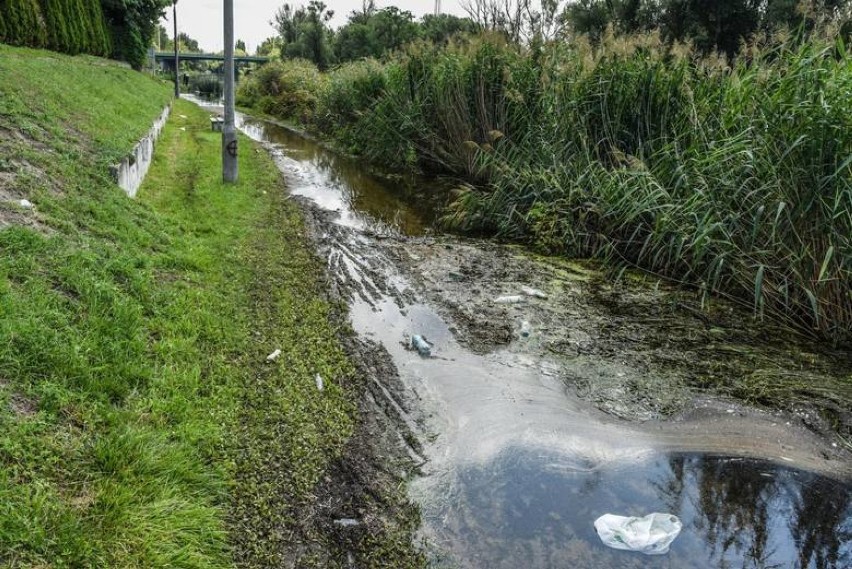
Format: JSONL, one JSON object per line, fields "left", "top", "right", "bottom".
{"left": 173, "top": 1, "right": 179, "bottom": 98}
{"left": 222, "top": 0, "right": 238, "bottom": 182}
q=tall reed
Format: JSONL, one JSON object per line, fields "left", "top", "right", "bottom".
{"left": 239, "top": 29, "right": 852, "bottom": 343}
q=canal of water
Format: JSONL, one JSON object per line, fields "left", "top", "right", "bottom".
{"left": 190, "top": 97, "right": 852, "bottom": 568}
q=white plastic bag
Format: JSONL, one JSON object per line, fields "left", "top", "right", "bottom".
{"left": 594, "top": 513, "right": 682, "bottom": 555}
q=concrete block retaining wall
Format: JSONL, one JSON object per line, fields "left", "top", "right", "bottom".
{"left": 110, "top": 104, "right": 171, "bottom": 198}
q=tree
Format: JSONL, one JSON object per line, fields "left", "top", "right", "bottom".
{"left": 235, "top": 38, "right": 246, "bottom": 53}
{"left": 662, "top": 0, "right": 761, "bottom": 56}
{"left": 370, "top": 7, "right": 419, "bottom": 54}
{"left": 177, "top": 31, "right": 199, "bottom": 51}
{"left": 0, "top": 4, "right": 7, "bottom": 42}
{"left": 564, "top": 0, "right": 850, "bottom": 56}
{"left": 334, "top": 21, "right": 373, "bottom": 60}
{"left": 334, "top": 5, "right": 425, "bottom": 62}
{"left": 39, "top": 0, "right": 72, "bottom": 52}
{"left": 101, "top": 0, "right": 172, "bottom": 69}
{"left": 154, "top": 23, "right": 168, "bottom": 48}
{"left": 0, "top": 0, "right": 46, "bottom": 48}
{"left": 420, "top": 13, "right": 477, "bottom": 44}
{"left": 461, "top": 0, "right": 569, "bottom": 42}
{"left": 86, "top": 0, "right": 111, "bottom": 55}
{"left": 273, "top": 1, "right": 334, "bottom": 69}
{"left": 565, "top": 0, "right": 661, "bottom": 40}
{"left": 255, "top": 36, "right": 281, "bottom": 56}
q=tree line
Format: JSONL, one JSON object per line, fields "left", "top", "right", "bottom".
{"left": 562, "top": 0, "right": 851, "bottom": 56}
{"left": 270, "top": 0, "right": 851, "bottom": 68}
{"left": 271, "top": 1, "right": 477, "bottom": 70}
{"left": 0, "top": 0, "right": 171, "bottom": 69}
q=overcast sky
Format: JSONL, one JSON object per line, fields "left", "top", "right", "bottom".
{"left": 160, "top": 1, "right": 468, "bottom": 53}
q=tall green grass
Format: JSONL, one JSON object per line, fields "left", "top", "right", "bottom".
{"left": 0, "top": 45, "right": 373, "bottom": 566}
{"left": 238, "top": 29, "right": 852, "bottom": 343}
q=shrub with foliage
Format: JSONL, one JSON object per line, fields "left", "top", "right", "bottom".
{"left": 236, "top": 59, "right": 326, "bottom": 123}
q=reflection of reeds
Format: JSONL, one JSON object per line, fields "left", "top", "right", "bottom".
{"left": 188, "top": 74, "right": 222, "bottom": 99}
{"left": 239, "top": 30, "right": 852, "bottom": 343}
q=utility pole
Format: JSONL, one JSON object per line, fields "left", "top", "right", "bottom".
{"left": 173, "top": 1, "right": 179, "bottom": 98}
{"left": 222, "top": 0, "right": 238, "bottom": 182}
{"left": 435, "top": 0, "right": 441, "bottom": 15}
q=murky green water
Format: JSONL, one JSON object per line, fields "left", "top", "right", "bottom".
{"left": 188, "top": 97, "right": 852, "bottom": 568}
{"left": 238, "top": 117, "right": 451, "bottom": 236}
{"left": 429, "top": 450, "right": 850, "bottom": 568}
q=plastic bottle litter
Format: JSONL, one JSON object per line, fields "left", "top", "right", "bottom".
{"left": 519, "top": 321, "right": 532, "bottom": 338}
{"left": 266, "top": 349, "right": 281, "bottom": 362}
{"left": 495, "top": 295, "right": 524, "bottom": 304}
{"left": 521, "top": 286, "right": 548, "bottom": 299}
{"left": 315, "top": 373, "right": 324, "bottom": 391}
{"left": 19, "top": 199, "right": 33, "bottom": 209}
{"left": 594, "top": 513, "right": 682, "bottom": 555}
{"left": 410, "top": 335, "right": 432, "bottom": 357}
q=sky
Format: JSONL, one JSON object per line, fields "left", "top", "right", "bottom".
{"left": 160, "top": 0, "right": 468, "bottom": 54}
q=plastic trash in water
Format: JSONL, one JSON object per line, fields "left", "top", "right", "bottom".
{"left": 594, "top": 513, "right": 682, "bottom": 555}
{"left": 495, "top": 295, "right": 524, "bottom": 304}
{"left": 521, "top": 286, "right": 548, "bottom": 299}
{"left": 410, "top": 335, "right": 432, "bottom": 357}
{"left": 315, "top": 373, "right": 324, "bottom": 391}
{"left": 266, "top": 349, "right": 281, "bottom": 362}
{"left": 519, "top": 321, "right": 532, "bottom": 338}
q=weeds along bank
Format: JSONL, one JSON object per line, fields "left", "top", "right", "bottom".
{"left": 237, "top": 30, "right": 852, "bottom": 345}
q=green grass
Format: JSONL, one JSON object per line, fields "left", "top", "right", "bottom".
{"left": 0, "top": 45, "right": 372, "bottom": 567}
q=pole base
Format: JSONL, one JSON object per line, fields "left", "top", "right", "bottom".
{"left": 222, "top": 129, "right": 238, "bottom": 183}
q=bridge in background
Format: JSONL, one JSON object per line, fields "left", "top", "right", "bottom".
{"left": 153, "top": 51, "right": 271, "bottom": 65}
{"left": 151, "top": 50, "right": 271, "bottom": 85}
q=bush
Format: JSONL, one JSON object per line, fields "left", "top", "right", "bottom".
{"left": 236, "top": 59, "right": 325, "bottom": 123}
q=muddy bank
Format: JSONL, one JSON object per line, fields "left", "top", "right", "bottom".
{"left": 300, "top": 221, "right": 850, "bottom": 475}
{"left": 298, "top": 198, "right": 852, "bottom": 568}
{"left": 389, "top": 237, "right": 852, "bottom": 436}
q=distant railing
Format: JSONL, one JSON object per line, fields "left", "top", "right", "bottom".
{"left": 153, "top": 51, "right": 271, "bottom": 64}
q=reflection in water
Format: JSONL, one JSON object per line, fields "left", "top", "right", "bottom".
{"left": 426, "top": 450, "right": 851, "bottom": 569}
{"left": 185, "top": 94, "right": 451, "bottom": 235}
{"left": 239, "top": 117, "right": 451, "bottom": 236}
{"left": 184, "top": 97, "right": 852, "bottom": 569}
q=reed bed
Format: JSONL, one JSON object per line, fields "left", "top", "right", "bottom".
{"left": 239, "top": 29, "right": 852, "bottom": 343}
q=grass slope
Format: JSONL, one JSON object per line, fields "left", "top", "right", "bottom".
{"left": 0, "top": 45, "right": 381, "bottom": 567}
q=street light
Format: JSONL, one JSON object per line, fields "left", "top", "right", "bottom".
{"left": 222, "top": 0, "right": 238, "bottom": 182}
